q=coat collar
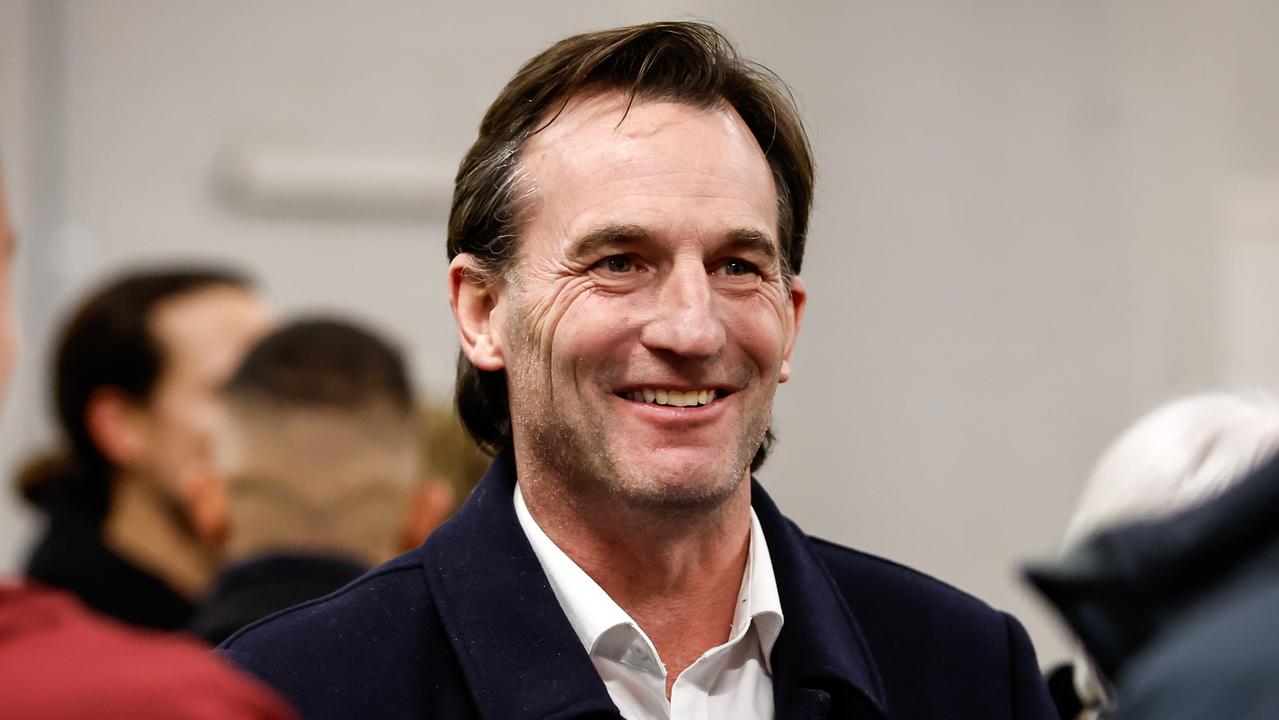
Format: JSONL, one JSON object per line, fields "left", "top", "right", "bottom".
{"left": 751, "top": 484, "right": 889, "bottom": 718}
{"left": 418, "top": 453, "right": 888, "bottom": 719}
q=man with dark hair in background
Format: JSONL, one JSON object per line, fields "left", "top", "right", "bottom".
{"left": 19, "top": 266, "right": 274, "bottom": 630}
{"left": 223, "top": 22, "right": 1056, "bottom": 718}
{"left": 189, "top": 317, "right": 422, "bottom": 644}
{"left": 0, "top": 167, "right": 295, "bottom": 719}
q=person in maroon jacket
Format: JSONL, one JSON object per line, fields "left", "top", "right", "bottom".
{"left": 0, "top": 583, "right": 295, "bottom": 720}
{"left": 0, "top": 167, "right": 294, "bottom": 719}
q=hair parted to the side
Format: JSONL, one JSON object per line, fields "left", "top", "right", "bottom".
{"left": 17, "top": 267, "right": 253, "bottom": 519}
{"left": 448, "top": 21, "right": 815, "bottom": 469}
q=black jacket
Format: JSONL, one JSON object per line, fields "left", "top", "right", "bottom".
{"left": 1028, "top": 452, "right": 1279, "bottom": 720}
{"left": 190, "top": 553, "right": 368, "bottom": 646}
{"left": 222, "top": 454, "right": 1055, "bottom": 719}
{"left": 26, "top": 511, "right": 193, "bottom": 631}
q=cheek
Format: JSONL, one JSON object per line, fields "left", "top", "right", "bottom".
{"left": 552, "top": 294, "right": 644, "bottom": 364}
{"left": 515, "top": 279, "right": 619, "bottom": 361}
{"left": 724, "top": 296, "right": 790, "bottom": 362}
{"left": 159, "top": 390, "right": 219, "bottom": 442}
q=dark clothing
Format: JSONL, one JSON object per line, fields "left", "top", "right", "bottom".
{"left": 190, "top": 553, "right": 368, "bottom": 646}
{"left": 1043, "top": 663, "right": 1087, "bottom": 720}
{"left": 0, "top": 582, "right": 295, "bottom": 720}
{"left": 25, "top": 511, "right": 194, "bottom": 631}
{"left": 1027, "top": 452, "right": 1279, "bottom": 720}
{"left": 222, "top": 454, "right": 1056, "bottom": 719}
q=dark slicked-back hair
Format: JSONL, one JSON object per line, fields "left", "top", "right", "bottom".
{"left": 19, "top": 267, "right": 252, "bottom": 519}
{"left": 448, "top": 21, "right": 814, "bottom": 470}
{"left": 225, "top": 317, "right": 414, "bottom": 416}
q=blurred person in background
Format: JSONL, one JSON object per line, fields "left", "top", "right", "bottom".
{"left": 395, "top": 401, "right": 488, "bottom": 552}
{"left": 0, "top": 166, "right": 294, "bottom": 719}
{"left": 1029, "top": 393, "right": 1279, "bottom": 719}
{"left": 189, "top": 318, "right": 421, "bottom": 644}
{"left": 17, "top": 266, "right": 274, "bottom": 630}
{"left": 222, "top": 22, "right": 1056, "bottom": 719}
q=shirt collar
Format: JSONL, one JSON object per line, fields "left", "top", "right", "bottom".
{"left": 514, "top": 481, "right": 784, "bottom": 674}
{"left": 740, "top": 500, "right": 785, "bottom": 670}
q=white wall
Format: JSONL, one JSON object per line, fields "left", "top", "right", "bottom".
{"left": 0, "top": 0, "right": 45, "bottom": 573}
{"left": 4, "top": 0, "right": 1279, "bottom": 666}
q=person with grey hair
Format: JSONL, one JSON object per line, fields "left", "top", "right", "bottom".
{"left": 1031, "top": 392, "right": 1279, "bottom": 719}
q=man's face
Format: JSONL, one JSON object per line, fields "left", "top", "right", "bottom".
{"left": 489, "top": 92, "right": 805, "bottom": 511}
{"left": 0, "top": 170, "right": 16, "bottom": 401}
{"left": 132, "top": 286, "right": 274, "bottom": 500}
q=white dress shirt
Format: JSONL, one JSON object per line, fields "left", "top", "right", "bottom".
{"left": 514, "top": 483, "right": 784, "bottom": 720}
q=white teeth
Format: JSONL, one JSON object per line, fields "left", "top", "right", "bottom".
{"left": 624, "top": 388, "right": 716, "bottom": 407}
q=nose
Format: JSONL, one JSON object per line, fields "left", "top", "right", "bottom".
{"left": 639, "top": 260, "right": 725, "bottom": 359}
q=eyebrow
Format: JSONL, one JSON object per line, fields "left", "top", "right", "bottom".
{"left": 566, "top": 224, "right": 651, "bottom": 260}
{"left": 567, "top": 224, "right": 779, "bottom": 261}
{"left": 722, "top": 228, "right": 778, "bottom": 261}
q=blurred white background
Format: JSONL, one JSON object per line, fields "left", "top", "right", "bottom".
{"left": 4, "top": 0, "right": 1279, "bottom": 666}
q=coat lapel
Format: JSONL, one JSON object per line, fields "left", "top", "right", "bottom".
{"left": 418, "top": 454, "right": 620, "bottom": 720}
{"left": 752, "top": 480, "right": 890, "bottom": 719}
{"left": 418, "top": 459, "right": 889, "bottom": 720}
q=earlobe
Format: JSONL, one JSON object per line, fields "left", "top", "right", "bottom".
{"left": 449, "top": 254, "right": 507, "bottom": 372}
{"left": 84, "top": 387, "right": 147, "bottom": 466}
{"left": 398, "top": 478, "right": 457, "bottom": 552}
{"left": 187, "top": 466, "right": 229, "bottom": 553}
{"left": 778, "top": 275, "right": 807, "bottom": 384}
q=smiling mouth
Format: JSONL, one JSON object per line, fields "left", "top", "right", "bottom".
{"left": 615, "top": 388, "right": 725, "bottom": 407}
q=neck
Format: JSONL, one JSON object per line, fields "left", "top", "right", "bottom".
{"left": 519, "top": 461, "right": 752, "bottom": 694}
{"left": 103, "top": 473, "right": 214, "bottom": 598}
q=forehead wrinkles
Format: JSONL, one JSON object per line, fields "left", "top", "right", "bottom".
{"left": 519, "top": 99, "right": 776, "bottom": 243}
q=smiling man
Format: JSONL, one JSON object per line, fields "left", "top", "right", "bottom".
{"left": 222, "top": 22, "right": 1056, "bottom": 719}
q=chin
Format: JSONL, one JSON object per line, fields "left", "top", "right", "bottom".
{"left": 611, "top": 456, "right": 746, "bottom": 514}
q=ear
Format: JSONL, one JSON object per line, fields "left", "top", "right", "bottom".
{"left": 778, "top": 275, "right": 807, "bottom": 384}
{"left": 187, "top": 465, "right": 229, "bottom": 555}
{"left": 84, "top": 387, "right": 148, "bottom": 466}
{"left": 449, "top": 253, "right": 507, "bottom": 372}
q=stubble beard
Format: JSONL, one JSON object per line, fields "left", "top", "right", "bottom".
{"left": 505, "top": 319, "right": 771, "bottom": 520}
{"left": 519, "top": 390, "right": 760, "bottom": 517}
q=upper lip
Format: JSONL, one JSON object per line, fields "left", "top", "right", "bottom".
{"left": 612, "top": 383, "right": 736, "bottom": 394}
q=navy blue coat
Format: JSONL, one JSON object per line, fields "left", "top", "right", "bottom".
{"left": 221, "top": 455, "right": 1056, "bottom": 719}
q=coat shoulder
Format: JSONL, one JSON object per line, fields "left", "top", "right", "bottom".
{"left": 221, "top": 551, "right": 427, "bottom": 651}
{"left": 805, "top": 535, "right": 1056, "bottom": 718}
{"left": 218, "top": 550, "right": 442, "bottom": 717}
{"left": 807, "top": 535, "right": 1003, "bottom": 625}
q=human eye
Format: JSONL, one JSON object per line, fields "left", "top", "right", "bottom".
{"left": 597, "top": 254, "right": 636, "bottom": 274}
{"left": 711, "top": 258, "right": 762, "bottom": 278}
